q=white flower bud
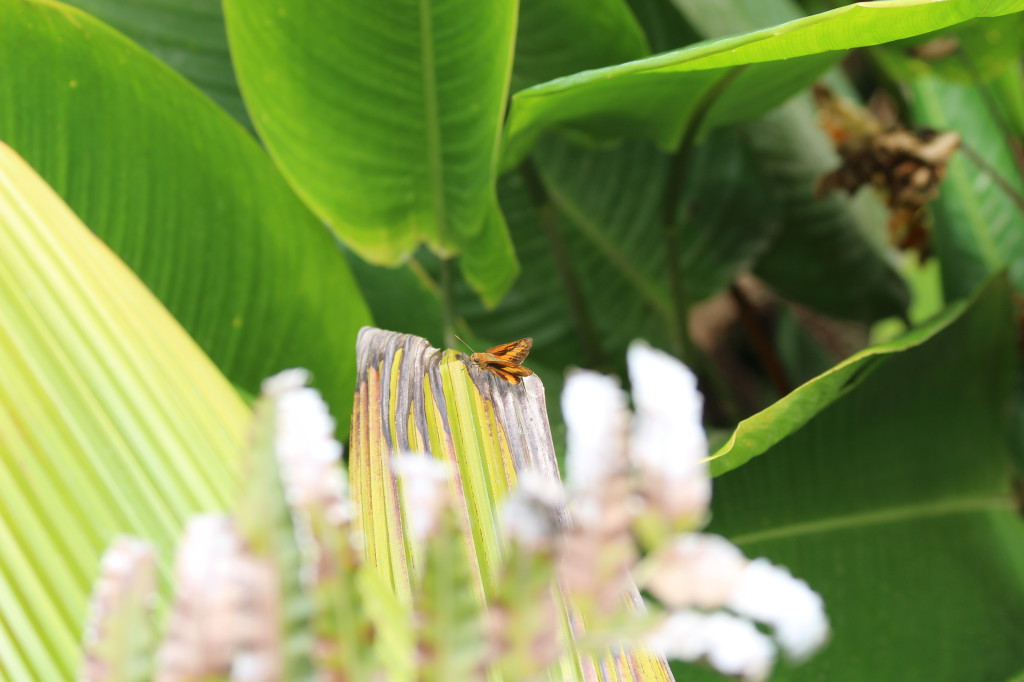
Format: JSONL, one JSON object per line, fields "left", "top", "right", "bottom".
{"left": 81, "top": 539, "right": 157, "bottom": 682}
{"left": 264, "top": 370, "right": 351, "bottom": 522}
{"left": 260, "top": 368, "right": 310, "bottom": 396}
{"left": 157, "top": 516, "right": 245, "bottom": 679}
{"left": 627, "top": 342, "right": 711, "bottom": 520}
{"left": 562, "top": 369, "right": 631, "bottom": 491}
{"left": 646, "top": 610, "right": 775, "bottom": 681}
{"left": 727, "top": 558, "right": 829, "bottom": 660}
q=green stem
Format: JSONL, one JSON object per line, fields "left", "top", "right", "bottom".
{"left": 520, "top": 160, "right": 605, "bottom": 368}
{"left": 660, "top": 65, "right": 747, "bottom": 363}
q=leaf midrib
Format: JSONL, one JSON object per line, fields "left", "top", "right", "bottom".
{"left": 542, "top": 177, "right": 673, "bottom": 323}
{"left": 731, "top": 495, "right": 1013, "bottom": 547}
{"left": 418, "top": 0, "right": 446, "bottom": 244}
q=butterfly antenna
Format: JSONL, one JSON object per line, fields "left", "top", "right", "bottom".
{"left": 453, "top": 334, "right": 476, "bottom": 353}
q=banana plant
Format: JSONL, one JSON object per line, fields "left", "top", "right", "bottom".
{"left": 3, "top": 0, "right": 1024, "bottom": 680}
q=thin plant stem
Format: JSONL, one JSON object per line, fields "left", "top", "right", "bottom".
{"left": 660, "top": 65, "right": 747, "bottom": 363}
{"left": 730, "top": 282, "right": 792, "bottom": 396}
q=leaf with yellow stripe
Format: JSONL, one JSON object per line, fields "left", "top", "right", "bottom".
{"left": 349, "top": 327, "right": 674, "bottom": 681}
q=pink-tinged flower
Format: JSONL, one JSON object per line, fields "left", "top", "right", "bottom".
{"left": 641, "top": 535, "right": 830, "bottom": 664}
{"left": 157, "top": 515, "right": 277, "bottom": 680}
{"left": 81, "top": 539, "right": 157, "bottom": 682}
{"left": 264, "top": 369, "right": 350, "bottom": 523}
{"left": 558, "top": 340, "right": 829, "bottom": 677}
{"left": 642, "top": 534, "right": 747, "bottom": 610}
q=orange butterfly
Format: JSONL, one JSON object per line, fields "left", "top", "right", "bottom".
{"left": 462, "top": 337, "right": 535, "bottom": 385}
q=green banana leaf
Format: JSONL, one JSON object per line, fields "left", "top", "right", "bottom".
{"left": 690, "top": 275, "right": 1024, "bottom": 680}
{"left": 60, "top": 0, "right": 651, "bottom": 132}
{"left": 223, "top": 0, "right": 520, "bottom": 304}
{"left": 513, "top": 0, "right": 649, "bottom": 90}
{"left": 0, "top": 0, "right": 371, "bottom": 434}
{"left": 454, "top": 129, "right": 780, "bottom": 375}
{"left": 627, "top": 0, "right": 701, "bottom": 53}
{"left": 711, "top": 279, "right": 979, "bottom": 475}
{"left": 884, "top": 14, "right": 1024, "bottom": 83}
{"left": 502, "top": 0, "right": 1024, "bottom": 170}
{"left": 625, "top": 0, "right": 910, "bottom": 323}
{"left": 993, "top": 61, "right": 1024, "bottom": 136}
{"left": 60, "top": 0, "right": 250, "bottom": 127}
{"left": 872, "top": 38, "right": 1024, "bottom": 473}
{"left": 0, "top": 142, "right": 245, "bottom": 680}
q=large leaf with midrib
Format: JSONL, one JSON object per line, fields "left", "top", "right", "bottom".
{"left": 224, "top": 0, "right": 520, "bottom": 304}
{"left": 0, "top": 0, "right": 371, "bottom": 431}
{"left": 686, "top": 276, "right": 1024, "bottom": 680}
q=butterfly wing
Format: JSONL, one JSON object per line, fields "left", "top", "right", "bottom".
{"left": 490, "top": 364, "right": 534, "bottom": 385}
{"left": 468, "top": 338, "right": 535, "bottom": 385}
{"left": 483, "top": 337, "right": 533, "bottom": 367}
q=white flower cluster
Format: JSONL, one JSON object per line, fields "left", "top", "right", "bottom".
{"left": 158, "top": 515, "right": 280, "bottom": 680}
{"left": 647, "top": 610, "right": 775, "bottom": 681}
{"left": 561, "top": 341, "right": 829, "bottom": 681}
{"left": 627, "top": 342, "right": 711, "bottom": 523}
{"left": 262, "top": 369, "right": 350, "bottom": 525}
{"left": 643, "top": 535, "right": 828, "bottom": 676}
{"left": 562, "top": 371, "right": 630, "bottom": 491}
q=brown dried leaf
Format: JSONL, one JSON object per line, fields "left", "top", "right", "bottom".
{"left": 814, "top": 85, "right": 960, "bottom": 259}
